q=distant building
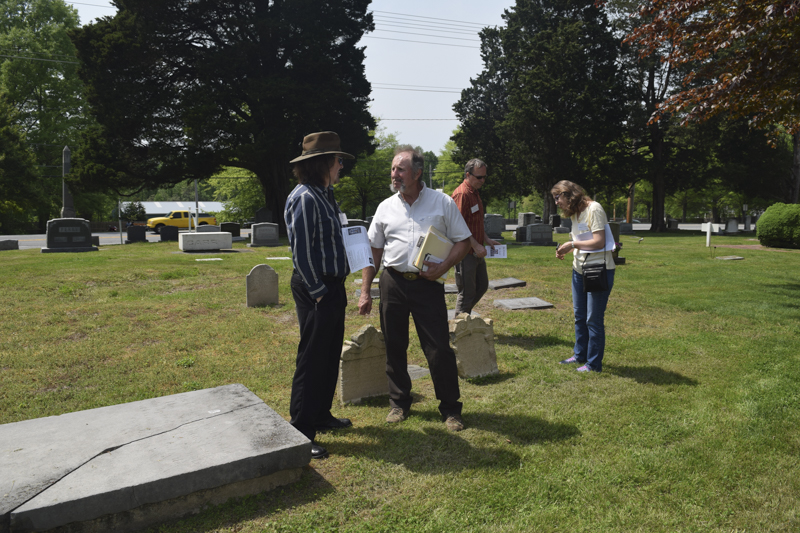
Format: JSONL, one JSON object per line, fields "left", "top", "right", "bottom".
{"left": 118, "top": 201, "right": 225, "bottom": 219}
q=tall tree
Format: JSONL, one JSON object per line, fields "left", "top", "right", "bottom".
{"left": 71, "top": 0, "right": 376, "bottom": 230}
{"left": 335, "top": 128, "right": 398, "bottom": 219}
{"left": 0, "top": 95, "right": 40, "bottom": 233}
{"left": 625, "top": 0, "right": 800, "bottom": 203}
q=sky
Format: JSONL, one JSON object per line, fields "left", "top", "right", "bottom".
{"left": 68, "top": 0, "right": 516, "bottom": 155}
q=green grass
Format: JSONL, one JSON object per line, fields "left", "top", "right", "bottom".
{"left": 1, "top": 231, "right": 799, "bottom": 532}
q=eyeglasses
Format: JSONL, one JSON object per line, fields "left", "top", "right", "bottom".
{"left": 468, "top": 171, "right": 487, "bottom": 180}
{"left": 553, "top": 193, "right": 564, "bottom": 202}
{"left": 337, "top": 156, "right": 344, "bottom": 165}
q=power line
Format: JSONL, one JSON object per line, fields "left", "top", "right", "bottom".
{"left": 373, "top": 82, "right": 464, "bottom": 90}
{"left": 0, "top": 54, "right": 78, "bottom": 65}
{"left": 363, "top": 36, "right": 479, "bottom": 49}
{"left": 374, "top": 29, "right": 480, "bottom": 43}
{"left": 372, "top": 10, "right": 487, "bottom": 29}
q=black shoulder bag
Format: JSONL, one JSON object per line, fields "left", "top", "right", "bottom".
{"left": 581, "top": 253, "right": 608, "bottom": 293}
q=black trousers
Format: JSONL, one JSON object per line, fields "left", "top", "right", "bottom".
{"left": 379, "top": 268, "right": 462, "bottom": 418}
{"left": 289, "top": 272, "right": 347, "bottom": 442}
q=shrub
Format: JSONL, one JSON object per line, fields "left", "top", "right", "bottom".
{"left": 756, "top": 203, "right": 800, "bottom": 248}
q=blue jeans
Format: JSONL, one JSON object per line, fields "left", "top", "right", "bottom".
{"left": 571, "top": 268, "right": 615, "bottom": 372}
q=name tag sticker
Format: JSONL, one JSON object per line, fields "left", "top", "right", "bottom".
{"left": 471, "top": 204, "right": 479, "bottom": 214}
{"left": 577, "top": 222, "right": 590, "bottom": 233}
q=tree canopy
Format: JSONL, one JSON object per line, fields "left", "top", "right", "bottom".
{"left": 71, "top": 0, "right": 376, "bottom": 229}
{"left": 625, "top": 0, "right": 800, "bottom": 134}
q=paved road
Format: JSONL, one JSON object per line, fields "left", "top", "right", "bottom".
{"left": 3, "top": 230, "right": 254, "bottom": 250}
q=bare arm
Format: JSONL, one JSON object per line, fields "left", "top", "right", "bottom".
{"left": 421, "top": 238, "right": 471, "bottom": 281}
{"left": 556, "top": 229, "right": 606, "bottom": 259}
{"left": 358, "top": 247, "right": 383, "bottom": 315}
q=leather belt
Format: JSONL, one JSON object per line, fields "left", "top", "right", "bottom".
{"left": 387, "top": 266, "right": 420, "bottom": 281}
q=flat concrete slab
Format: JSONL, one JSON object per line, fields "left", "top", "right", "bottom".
{"left": 494, "top": 297, "right": 554, "bottom": 310}
{"left": 407, "top": 365, "right": 431, "bottom": 380}
{"left": 1, "top": 384, "right": 308, "bottom": 533}
{"left": 355, "top": 288, "right": 381, "bottom": 299}
{"left": 488, "top": 278, "right": 527, "bottom": 290}
{"left": 444, "top": 283, "right": 458, "bottom": 294}
{"left": 716, "top": 255, "right": 745, "bottom": 261}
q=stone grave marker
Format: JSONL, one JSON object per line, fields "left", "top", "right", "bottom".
{"left": 724, "top": 218, "right": 739, "bottom": 234}
{"left": 220, "top": 222, "right": 241, "bottom": 237}
{"left": 484, "top": 214, "right": 505, "bottom": 240}
{"left": 744, "top": 215, "right": 752, "bottom": 231}
{"left": 555, "top": 227, "right": 570, "bottom": 234}
{"left": 0, "top": 384, "right": 308, "bottom": 533}
{"left": 1, "top": 240, "right": 20, "bottom": 251}
{"left": 338, "top": 325, "right": 388, "bottom": 405}
{"left": 608, "top": 222, "right": 624, "bottom": 265}
{"left": 449, "top": 314, "right": 498, "bottom": 378}
{"left": 515, "top": 227, "right": 527, "bottom": 242}
{"left": 160, "top": 225, "right": 180, "bottom": 242}
{"left": 525, "top": 223, "right": 556, "bottom": 246}
{"left": 494, "top": 297, "right": 554, "bottom": 310}
{"left": 549, "top": 214, "right": 561, "bottom": 228}
{"left": 619, "top": 222, "right": 634, "bottom": 235}
{"left": 125, "top": 225, "right": 147, "bottom": 244}
{"left": 248, "top": 223, "right": 281, "bottom": 247}
{"left": 179, "top": 232, "right": 232, "bottom": 252}
{"left": 354, "top": 287, "right": 381, "bottom": 299}
{"left": 247, "top": 264, "right": 279, "bottom": 307}
{"left": 197, "top": 224, "right": 221, "bottom": 232}
{"left": 488, "top": 278, "right": 527, "bottom": 290}
{"left": 42, "top": 218, "right": 98, "bottom": 253}
{"left": 716, "top": 256, "right": 744, "bottom": 261}
{"left": 560, "top": 218, "right": 572, "bottom": 230}
{"left": 518, "top": 212, "right": 537, "bottom": 227}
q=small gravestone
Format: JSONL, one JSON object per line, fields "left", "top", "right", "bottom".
{"left": 338, "top": 325, "right": 388, "bottom": 405}
{"left": 160, "top": 226, "right": 179, "bottom": 242}
{"left": 197, "top": 224, "right": 220, "bottom": 233}
{"left": 255, "top": 207, "right": 273, "bottom": 224}
{"left": 354, "top": 287, "right": 381, "bottom": 299}
{"left": 744, "top": 215, "right": 751, "bottom": 231}
{"left": 484, "top": 214, "right": 505, "bottom": 240}
{"left": 494, "top": 297, "right": 553, "bottom": 310}
{"left": 525, "top": 223, "right": 556, "bottom": 246}
{"left": 220, "top": 222, "right": 241, "bottom": 237}
{"left": 450, "top": 314, "right": 498, "bottom": 378}
{"left": 125, "top": 225, "right": 147, "bottom": 244}
{"left": 518, "top": 212, "right": 537, "bottom": 227}
{"left": 560, "top": 218, "right": 572, "bottom": 230}
{"left": 555, "top": 227, "right": 570, "bottom": 234}
{"left": 489, "top": 278, "right": 526, "bottom": 290}
{"left": 246, "top": 264, "right": 279, "bottom": 307}
{"left": 515, "top": 227, "right": 527, "bottom": 242}
{"left": 724, "top": 218, "right": 739, "bottom": 234}
{"left": 1, "top": 240, "right": 20, "bottom": 251}
{"left": 549, "top": 214, "right": 561, "bottom": 228}
{"left": 667, "top": 218, "right": 680, "bottom": 230}
{"left": 248, "top": 223, "right": 281, "bottom": 247}
{"left": 42, "top": 218, "right": 98, "bottom": 253}
{"left": 619, "top": 222, "right": 634, "bottom": 235}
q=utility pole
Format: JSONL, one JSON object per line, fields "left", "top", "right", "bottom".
{"left": 61, "top": 146, "right": 76, "bottom": 218}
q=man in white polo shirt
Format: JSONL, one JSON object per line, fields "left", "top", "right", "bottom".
{"left": 358, "top": 145, "right": 472, "bottom": 432}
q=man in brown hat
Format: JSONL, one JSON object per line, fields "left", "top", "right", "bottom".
{"left": 357, "top": 145, "right": 472, "bottom": 432}
{"left": 285, "top": 131, "right": 354, "bottom": 460}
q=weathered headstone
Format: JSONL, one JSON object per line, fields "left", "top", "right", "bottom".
{"left": 525, "top": 223, "right": 556, "bottom": 246}
{"left": 484, "top": 214, "right": 505, "bottom": 240}
{"left": 518, "top": 212, "right": 537, "bottom": 227}
{"left": 560, "top": 218, "right": 572, "bottom": 230}
{"left": 197, "top": 224, "right": 221, "bottom": 233}
{"left": 488, "top": 278, "right": 526, "bottom": 290}
{"left": 450, "top": 314, "right": 498, "bottom": 378}
{"left": 42, "top": 218, "right": 98, "bottom": 253}
{"left": 255, "top": 207, "right": 273, "bottom": 224}
{"left": 160, "top": 225, "right": 180, "bottom": 242}
{"left": 1, "top": 240, "right": 20, "bottom": 251}
{"left": 248, "top": 223, "right": 281, "bottom": 247}
{"left": 246, "top": 264, "right": 279, "bottom": 307}
{"left": 338, "top": 325, "right": 388, "bottom": 405}
{"left": 515, "top": 227, "right": 527, "bottom": 242}
{"left": 179, "top": 232, "right": 232, "bottom": 252}
{"left": 667, "top": 218, "right": 680, "bottom": 230}
{"left": 125, "top": 225, "right": 147, "bottom": 244}
{"left": 220, "top": 222, "right": 241, "bottom": 237}
{"left": 0, "top": 384, "right": 308, "bottom": 533}
{"left": 549, "top": 214, "right": 561, "bottom": 228}
{"left": 494, "top": 297, "right": 554, "bottom": 310}
{"left": 619, "top": 222, "right": 634, "bottom": 235}
{"left": 608, "top": 222, "right": 623, "bottom": 265}
{"left": 744, "top": 215, "right": 751, "bottom": 231}
{"left": 724, "top": 218, "right": 739, "bottom": 234}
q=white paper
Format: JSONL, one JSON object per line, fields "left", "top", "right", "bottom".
{"left": 485, "top": 244, "right": 507, "bottom": 258}
{"left": 420, "top": 253, "right": 448, "bottom": 280}
{"left": 578, "top": 224, "right": 615, "bottom": 254}
{"left": 341, "top": 226, "right": 374, "bottom": 272}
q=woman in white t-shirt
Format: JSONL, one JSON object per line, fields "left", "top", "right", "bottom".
{"left": 552, "top": 180, "right": 615, "bottom": 372}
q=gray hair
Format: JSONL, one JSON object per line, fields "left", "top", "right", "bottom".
{"left": 464, "top": 158, "right": 486, "bottom": 175}
{"left": 394, "top": 145, "right": 425, "bottom": 179}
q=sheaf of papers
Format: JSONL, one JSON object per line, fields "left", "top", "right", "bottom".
{"left": 341, "top": 225, "right": 374, "bottom": 273}
{"left": 411, "top": 226, "right": 454, "bottom": 283}
{"left": 576, "top": 224, "right": 615, "bottom": 254}
{"left": 486, "top": 244, "right": 507, "bottom": 258}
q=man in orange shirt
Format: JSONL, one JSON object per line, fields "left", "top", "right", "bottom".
{"left": 451, "top": 159, "right": 500, "bottom": 315}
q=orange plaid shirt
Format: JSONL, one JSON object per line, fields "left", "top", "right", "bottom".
{"left": 451, "top": 180, "right": 484, "bottom": 245}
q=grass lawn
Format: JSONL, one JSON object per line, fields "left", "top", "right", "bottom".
{"left": 1, "top": 230, "right": 799, "bottom": 532}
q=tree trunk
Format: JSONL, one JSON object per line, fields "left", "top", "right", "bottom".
{"left": 626, "top": 182, "right": 635, "bottom": 223}
{"left": 649, "top": 123, "right": 668, "bottom": 232}
{"left": 792, "top": 132, "right": 800, "bottom": 204}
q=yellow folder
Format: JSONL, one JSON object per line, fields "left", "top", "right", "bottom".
{"left": 411, "top": 226, "right": 453, "bottom": 283}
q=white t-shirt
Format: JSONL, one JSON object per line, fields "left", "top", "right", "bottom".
{"left": 570, "top": 201, "right": 615, "bottom": 274}
{"left": 368, "top": 183, "right": 472, "bottom": 272}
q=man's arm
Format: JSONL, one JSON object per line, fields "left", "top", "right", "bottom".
{"left": 358, "top": 247, "right": 383, "bottom": 315}
{"left": 421, "top": 238, "right": 471, "bottom": 281}
{"left": 469, "top": 236, "right": 487, "bottom": 258}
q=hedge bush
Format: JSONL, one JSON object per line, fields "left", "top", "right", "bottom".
{"left": 756, "top": 203, "right": 800, "bottom": 248}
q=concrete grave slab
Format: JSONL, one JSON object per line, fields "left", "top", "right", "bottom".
{"left": 488, "top": 278, "right": 527, "bottom": 290}
{"left": 247, "top": 264, "right": 279, "bottom": 307}
{"left": 1, "top": 384, "right": 308, "bottom": 533}
{"left": 354, "top": 288, "right": 381, "bottom": 299}
{"left": 450, "top": 314, "right": 498, "bottom": 378}
{"left": 494, "top": 297, "right": 554, "bottom": 310}
{"left": 716, "top": 256, "right": 745, "bottom": 261}
{"left": 179, "top": 232, "right": 232, "bottom": 252}
{"left": 444, "top": 283, "right": 458, "bottom": 294}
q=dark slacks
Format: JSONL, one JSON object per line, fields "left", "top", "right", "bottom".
{"left": 289, "top": 272, "right": 347, "bottom": 442}
{"left": 454, "top": 253, "right": 488, "bottom": 315}
{"left": 379, "top": 268, "right": 462, "bottom": 418}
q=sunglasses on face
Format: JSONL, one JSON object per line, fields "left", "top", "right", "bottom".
{"left": 468, "top": 171, "right": 486, "bottom": 180}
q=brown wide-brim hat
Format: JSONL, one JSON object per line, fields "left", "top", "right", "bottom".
{"left": 289, "top": 131, "right": 355, "bottom": 163}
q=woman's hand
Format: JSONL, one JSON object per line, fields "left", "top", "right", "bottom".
{"left": 556, "top": 241, "right": 574, "bottom": 259}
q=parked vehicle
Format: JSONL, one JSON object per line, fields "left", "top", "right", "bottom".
{"left": 146, "top": 211, "right": 217, "bottom": 233}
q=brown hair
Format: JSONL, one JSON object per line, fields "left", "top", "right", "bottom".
{"left": 394, "top": 145, "right": 424, "bottom": 179}
{"left": 292, "top": 154, "right": 336, "bottom": 188}
{"left": 551, "top": 180, "right": 592, "bottom": 218}
{"left": 464, "top": 158, "right": 486, "bottom": 175}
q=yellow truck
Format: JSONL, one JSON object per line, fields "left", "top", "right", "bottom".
{"left": 146, "top": 211, "right": 217, "bottom": 233}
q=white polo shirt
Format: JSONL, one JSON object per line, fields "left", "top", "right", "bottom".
{"left": 368, "top": 182, "right": 472, "bottom": 272}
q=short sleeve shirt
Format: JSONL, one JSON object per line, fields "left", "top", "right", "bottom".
{"left": 451, "top": 180, "right": 485, "bottom": 245}
{"left": 368, "top": 183, "right": 472, "bottom": 272}
{"left": 570, "top": 201, "right": 615, "bottom": 274}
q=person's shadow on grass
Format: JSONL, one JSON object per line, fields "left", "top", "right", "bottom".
{"left": 605, "top": 365, "right": 698, "bottom": 386}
